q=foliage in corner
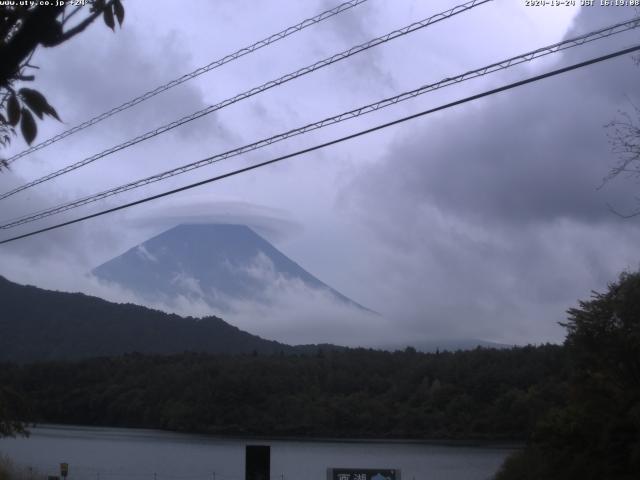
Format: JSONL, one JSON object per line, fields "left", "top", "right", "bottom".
{"left": 496, "top": 271, "right": 640, "bottom": 480}
{"left": 0, "top": 0, "right": 125, "bottom": 168}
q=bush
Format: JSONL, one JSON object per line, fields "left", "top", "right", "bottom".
{"left": 0, "top": 455, "right": 42, "bottom": 480}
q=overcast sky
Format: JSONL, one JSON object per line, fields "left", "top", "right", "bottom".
{"left": 1, "top": 0, "right": 639, "bottom": 346}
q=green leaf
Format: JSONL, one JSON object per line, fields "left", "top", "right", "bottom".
{"left": 7, "top": 93, "right": 20, "bottom": 126}
{"left": 103, "top": 6, "right": 115, "bottom": 31}
{"left": 46, "top": 104, "right": 61, "bottom": 121}
{"left": 20, "top": 108, "right": 37, "bottom": 145}
{"left": 19, "top": 88, "right": 60, "bottom": 121}
{"left": 19, "top": 88, "right": 46, "bottom": 119}
{"left": 114, "top": 0, "right": 124, "bottom": 26}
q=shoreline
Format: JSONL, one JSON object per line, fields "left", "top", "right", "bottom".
{"left": 26, "top": 423, "right": 523, "bottom": 449}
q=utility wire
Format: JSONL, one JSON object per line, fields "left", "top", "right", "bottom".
{"left": 2, "top": 16, "right": 638, "bottom": 228}
{"left": 4, "top": 0, "right": 371, "bottom": 164}
{"left": 0, "top": 0, "right": 492, "bottom": 199}
{"left": 1, "top": 43, "right": 638, "bottom": 246}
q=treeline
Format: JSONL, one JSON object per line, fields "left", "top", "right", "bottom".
{"left": 0, "top": 344, "right": 567, "bottom": 440}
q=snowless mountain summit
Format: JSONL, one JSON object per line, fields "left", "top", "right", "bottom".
{"left": 92, "top": 223, "right": 369, "bottom": 313}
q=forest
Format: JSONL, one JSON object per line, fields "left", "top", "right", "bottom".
{"left": 0, "top": 344, "right": 566, "bottom": 440}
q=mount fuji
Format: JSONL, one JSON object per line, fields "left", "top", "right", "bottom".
{"left": 92, "top": 223, "right": 370, "bottom": 314}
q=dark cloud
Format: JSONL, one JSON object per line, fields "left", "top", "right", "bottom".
{"left": 356, "top": 85, "right": 637, "bottom": 227}
{"left": 350, "top": 5, "right": 640, "bottom": 226}
{"left": 341, "top": 5, "right": 640, "bottom": 343}
{"left": 20, "top": 20, "right": 233, "bottom": 156}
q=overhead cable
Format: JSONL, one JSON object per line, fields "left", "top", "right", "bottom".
{"left": 2, "top": 16, "right": 638, "bottom": 228}
{"left": 0, "top": 0, "right": 492, "bottom": 199}
{"left": 4, "top": 0, "right": 371, "bottom": 164}
{"left": 1, "top": 43, "right": 639, "bottom": 245}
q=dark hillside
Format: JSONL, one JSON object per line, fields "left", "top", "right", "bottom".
{"left": 0, "top": 275, "right": 302, "bottom": 362}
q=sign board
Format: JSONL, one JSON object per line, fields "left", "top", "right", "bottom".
{"left": 60, "top": 463, "right": 69, "bottom": 478}
{"left": 327, "top": 469, "right": 399, "bottom": 480}
{"left": 245, "top": 445, "right": 270, "bottom": 480}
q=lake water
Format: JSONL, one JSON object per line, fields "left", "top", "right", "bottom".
{"left": 0, "top": 425, "right": 515, "bottom": 480}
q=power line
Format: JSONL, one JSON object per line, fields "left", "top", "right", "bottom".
{"left": 2, "top": 16, "right": 638, "bottom": 229}
{"left": 4, "top": 0, "right": 371, "bottom": 164}
{"left": 0, "top": 0, "right": 492, "bottom": 200}
{"left": 1, "top": 43, "right": 638, "bottom": 246}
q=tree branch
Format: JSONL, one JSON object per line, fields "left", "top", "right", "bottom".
{"left": 61, "top": 5, "right": 83, "bottom": 26}
{"left": 0, "top": 6, "right": 63, "bottom": 83}
{"left": 56, "top": 0, "right": 115, "bottom": 44}
{"left": 606, "top": 202, "right": 640, "bottom": 219}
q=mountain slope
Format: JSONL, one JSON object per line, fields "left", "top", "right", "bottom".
{"left": 0, "top": 275, "right": 311, "bottom": 362}
{"left": 92, "top": 223, "right": 370, "bottom": 312}
{"left": 0, "top": 275, "right": 511, "bottom": 363}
